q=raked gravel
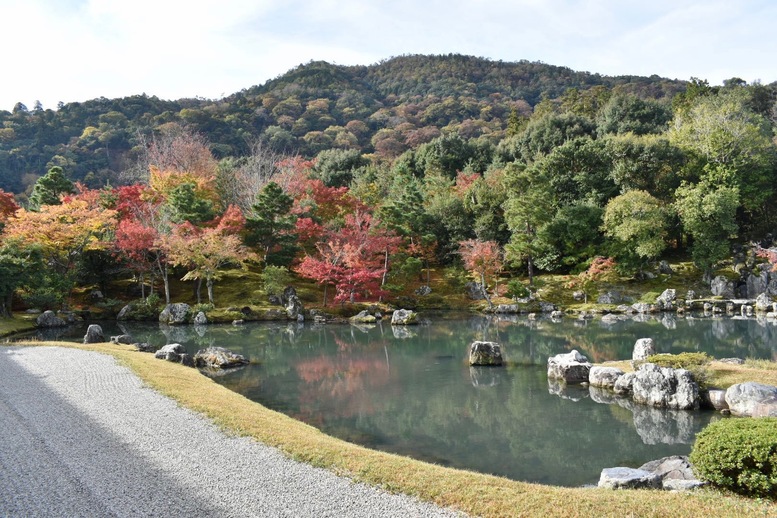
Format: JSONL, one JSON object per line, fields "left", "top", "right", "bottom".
{"left": 0, "top": 346, "right": 465, "bottom": 517}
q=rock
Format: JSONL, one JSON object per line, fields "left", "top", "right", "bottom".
{"left": 686, "top": 290, "right": 696, "bottom": 301}
{"left": 414, "top": 285, "right": 432, "bottom": 296}
{"left": 655, "top": 289, "right": 676, "bottom": 311}
{"left": 232, "top": 319, "right": 244, "bottom": 325}
{"left": 755, "top": 293, "right": 772, "bottom": 312}
{"left": 110, "top": 334, "right": 133, "bottom": 344}
{"left": 632, "top": 338, "right": 655, "bottom": 361}
{"left": 281, "top": 286, "right": 297, "bottom": 305}
{"left": 710, "top": 275, "right": 735, "bottom": 298}
{"left": 83, "top": 324, "right": 104, "bottom": 344}
{"left": 597, "top": 291, "right": 620, "bottom": 304}
{"left": 350, "top": 310, "right": 377, "bottom": 324}
{"left": 741, "top": 305, "right": 754, "bottom": 317}
{"left": 133, "top": 342, "right": 153, "bottom": 352}
{"left": 658, "top": 260, "right": 674, "bottom": 275}
{"left": 391, "top": 326, "right": 417, "bottom": 339}
{"left": 469, "top": 341, "right": 503, "bottom": 366}
{"left": 391, "top": 308, "right": 418, "bottom": 325}
{"left": 179, "top": 354, "right": 195, "bottom": 368}
{"left": 724, "top": 382, "right": 777, "bottom": 417}
{"left": 494, "top": 304, "right": 520, "bottom": 314}
{"left": 539, "top": 302, "right": 557, "bottom": 313}
{"left": 159, "top": 303, "right": 191, "bottom": 325}
{"left": 285, "top": 294, "right": 303, "bottom": 320}
{"left": 717, "top": 357, "right": 744, "bottom": 365}
{"left": 194, "top": 347, "right": 249, "bottom": 369}
{"left": 268, "top": 295, "right": 282, "bottom": 306}
{"left": 572, "top": 290, "right": 585, "bottom": 301}
{"left": 547, "top": 350, "right": 591, "bottom": 384}
{"left": 25, "top": 309, "right": 41, "bottom": 314}
{"left": 527, "top": 313, "right": 537, "bottom": 320}
{"left": 615, "top": 304, "right": 634, "bottom": 314}
{"left": 589, "top": 366, "right": 625, "bottom": 389}
{"left": 631, "top": 303, "right": 652, "bottom": 314}
{"left": 613, "top": 372, "right": 636, "bottom": 395}
{"left": 90, "top": 290, "right": 104, "bottom": 301}
{"left": 638, "top": 455, "right": 704, "bottom": 490}
{"left": 154, "top": 343, "right": 186, "bottom": 362}
{"left": 598, "top": 468, "right": 661, "bottom": 490}
{"left": 36, "top": 310, "right": 67, "bottom": 328}
{"left": 193, "top": 311, "right": 208, "bottom": 325}
{"left": 600, "top": 313, "right": 620, "bottom": 324}
{"left": 464, "top": 281, "right": 486, "bottom": 300}
{"left": 701, "top": 389, "right": 729, "bottom": 410}
{"left": 632, "top": 363, "right": 700, "bottom": 410}
{"left": 550, "top": 310, "right": 564, "bottom": 319}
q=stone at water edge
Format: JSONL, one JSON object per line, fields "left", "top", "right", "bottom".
{"left": 632, "top": 363, "right": 700, "bottom": 410}
{"left": 391, "top": 308, "right": 418, "bottom": 325}
{"left": 547, "top": 350, "right": 591, "bottom": 383}
{"left": 154, "top": 343, "right": 186, "bottom": 362}
{"left": 193, "top": 311, "right": 208, "bottom": 325}
{"left": 598, "top": 467, "right": 662, "bottom": 489}
{"left": 194, "top": 347, "right": 249, "bottom": 369}
{"left": 36, "top": 310, "right": 67, "bottom": 328}
{"left": 350, "top": 310, "right": 377, "bottom": 324}
{"left": 83, "top": 324, "right": 104, "bottom": 344}
{"left": 724, "top": 382, "right": 777, "bottom": 417}
{"left": 159, "top": 303, "right": 191, "bottom": 325}
{"left": 638, "top": 455, "right": 705, "bottom": 491}
{"left": 110, "top": 334, "right": 133, "bottom": 344}
{"left": 655, "top": 289, "right": 676, "bottom": 310}
{"left": 469, "top": 341, "right": 503, "bottom": 366}
{"left": 632, "top": 338, "right": 655, "bottom": 361}
{"left": 588, "top": 366, "right": 624, "bottom": 389}
{"left": 613, "top": 371, "right": 635, "bottom": 395}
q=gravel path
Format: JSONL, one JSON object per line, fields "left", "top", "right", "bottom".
{"left": 0, "top": 346, "right": 465, "bottom": 517}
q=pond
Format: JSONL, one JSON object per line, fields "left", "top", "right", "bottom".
{"left": 37, "top": 313, "right": 777, "bottom": 486}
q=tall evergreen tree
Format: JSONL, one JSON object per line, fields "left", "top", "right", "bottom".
{"left": 244, "top": 182, "right": 298, "bottom": 266}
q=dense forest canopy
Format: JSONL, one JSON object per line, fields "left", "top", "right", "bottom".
{"left": 2, "top": 53, "right": 777, "bottom": 313}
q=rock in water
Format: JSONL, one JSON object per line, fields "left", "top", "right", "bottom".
{"left": 83, "top": 324, "right": 104, "bottom": 344}
{"left": 350, "top": 310, "right": 377, "bottom": 324}
{"left": 194, "top": 347, "right": 249, "bottom": 369}
{"left": 391, "top": 309, "right": 418, "bottom": 325}
{"left": 285, "top": 294, "right": 303, "bottom": 320}
{"left": 154, "top": 343, "right": 186, "bottom": 362}
{"left": 589, "top": 366, "right": 624, "bottom": 389}
{"left": 193, "top": 311, "right": 208, "bottom": 325}
{"left": 469, "top": 341, "right": 503, "bottom": 366}
{"left": 632, "top": 363, "right": 699, "bottom": 410}
{"left": 159, "top": 303, "right": 191, "bottom": 325}
{"left": 36, "top": 310, "right": 67, "bottom": 328}
{"left": 547, "top": 350, "right": 591, "bottom": 383}
{"left": 655, "top": 289, "right": 676, "bottom": 311}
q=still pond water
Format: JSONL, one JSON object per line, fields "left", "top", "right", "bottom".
{"left": 43, "top": 312, "right": 777, "bottom": 486}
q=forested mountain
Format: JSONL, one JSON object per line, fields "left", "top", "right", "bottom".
{"left": 0, "top": 54, "right": 687, "bottom": 196}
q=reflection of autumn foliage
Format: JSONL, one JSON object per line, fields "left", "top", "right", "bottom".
{"left": 294, "top": 353, "right": 390, "bottom": 420}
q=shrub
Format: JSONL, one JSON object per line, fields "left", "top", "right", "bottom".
{"left": 506, "top": 279, "right": 530, "bottom": 299}
{"left": 261, "top": 265, "right": 292, "bottom": 298}
{"left": 690, "top": 417, "right": 777, "bottom": 498}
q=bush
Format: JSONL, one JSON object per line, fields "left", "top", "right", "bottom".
{"left": 505, "top": 279, "right": 530, "bottom": 299}
{"left": 690, "top": 417, "right": 777, "bottom": 498}
{"left": 645, "top": 352, "right": 711, "bottom": 389}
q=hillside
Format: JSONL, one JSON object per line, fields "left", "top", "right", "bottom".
{"left": 0, "top": 54, "right": 686, "bottom": 196}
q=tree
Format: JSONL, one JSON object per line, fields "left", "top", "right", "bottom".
{"left": 503, "top": 162, "right": 553, "bottom": 285}
{"left": 458, "top": 239, "right": 503, "bottom": 309}
{"left": 164, "top": 206, "right": 255, "bottom": 305}
{"left": 675, "top": 181, "right": 739, "bottom": 280}
{"left": 244, "top": 182, "right": 298, "bottom": 266}
{"left": 0, "top": 189, "right": 19, "bottom": 230}
{"left": 596, "top": 94, "right": 672, "bottom": 136}
{"left": 167, "top": 181, "right": 216, "bottom": 224}
{"left": 27, "top": 166, "right": 75, "bottom": 210}
{"left": 566, "top": 256, "right": 618, "bottom": 303}
{"left": 0, "top": 240, "right": 44, "bottom": 317}
{"left": 602, "top": 190, "right": 668, "bottom": 274}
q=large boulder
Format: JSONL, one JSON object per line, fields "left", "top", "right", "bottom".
{"left": 632, "top": 363, "right": 700, "bottom": 410}
{"left": 589, "top": 366, "right": 625, "bottom": 389}
{"left": 631, "top": 303, "right": 653, "bottom": 314}
{"left": 613, "top": 372, "right": 636, "bottom": 395}
{"left": 83, "top": 324, "right": 104, "bottom": 344}
{"left": 193, "top": 311, "right": 208, "bottom": 325}
{"left": 469, "top": 341, "right": 503, "bottom": 366}
{"left": 110, "top": 334, "right": 133, "bottom": 345}
{"left": 350, "top": 310, "right": 377, "bottom": 324}
{"left": 159, "top": 303, "right": 191, "bottom": 325}
{"left": 194, "top": 347, "right": 249, "bottom": 369}
{"left": 598, "top": 468, "right": 662, "bottom": 490}
{"left": 285, "top": 294, "right": 303, "bottom": 320}
{"left": 597, "top": 291, "right": 620, "bottom": 304}
{"left": 754, "top": 293, "right": 773, "bottom": 312}
{"left": 638, "top": 455, "right": 705, "bottom": 491}
{"left": 154, "top": 343, "right": 186, "bottom": 362}
{"left": 547, "top": 350, "right": 591, "bottom": 384}
{"left": 391, "top": 308, "right": 418, "bottom": 325}
{"left": 724, "top": 382, "right": 777, "bottom": 417}
{"left": 632, "top": 338, "right": 655, "bottom": 361}
{"left": 710, "top": 275, "right": 735, "bottom": 298}
{"left": 36, "top": 310, "right": 67, "bottom": 328}
{"left": 655, "top": 289, "right": 676, "bottom": 311}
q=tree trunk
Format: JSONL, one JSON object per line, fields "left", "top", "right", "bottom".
{"left": 0, "top": 292, "right": 12, "bottom": 318}
{"left": 194, "top": 278, "right": 202, "bottom": 304}
{"left": 480, "top": 272, "right": 493, "bottom": 310}
{"left": 323, "top": 284, "right": 328, "bottom": 307}
{"left": 206, "top": 277, "right": 214, "bottom": 305}
{"left": 527, "top": 255, "right": 535, "bottom": 286}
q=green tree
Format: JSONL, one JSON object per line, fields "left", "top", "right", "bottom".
{"left": 503, "top": 162, "right": 554, "bottom": 284}
{"left": 602, "top": 190, "right": 669, "bottom": 275}
{"left": 28, "top": 166, "right": 75, "bottom": 210}
{"left": 313, "top": 148, "right": 366, "bottom": 187}
{"left": 167, "top": 182, "right": 216, "bottom": 224}
{"left": 675, "top": 181, "right": 739, "bottom": 280}
{"left": 0, "top": 240, "right": 44, "bottom": 317}
{"left": 244, "top": 182, "right": 298, "bottom": 266}
{"left": 596, "top": 94, "right": 672, "bottom": 136}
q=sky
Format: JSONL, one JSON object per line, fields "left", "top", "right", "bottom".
{"left": 1, "top": 0, "right": 776, "bottom": 112}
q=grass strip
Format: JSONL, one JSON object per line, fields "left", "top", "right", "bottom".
{"left": 9, "top": 341, "right": 777, "bottom": 517}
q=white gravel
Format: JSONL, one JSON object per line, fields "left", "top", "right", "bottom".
{"left": 0, "top": 346, "right": 465, "bottom": 517}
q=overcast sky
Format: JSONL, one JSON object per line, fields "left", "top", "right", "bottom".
{"left": 1, "top": 0, "right": 775, "bottom": 112}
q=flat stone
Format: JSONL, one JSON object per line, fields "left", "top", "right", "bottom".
{"left": 547, "top": 350, "right": 591, "bottom": 384}
{"left": 598, "top": 468, "right": 661, "bottom": 489}
{"left": 725, "top": 382, "right": 777, "bottom": 417}
{"left": 589, "top": 366, "right": 624, "bottom": 389}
